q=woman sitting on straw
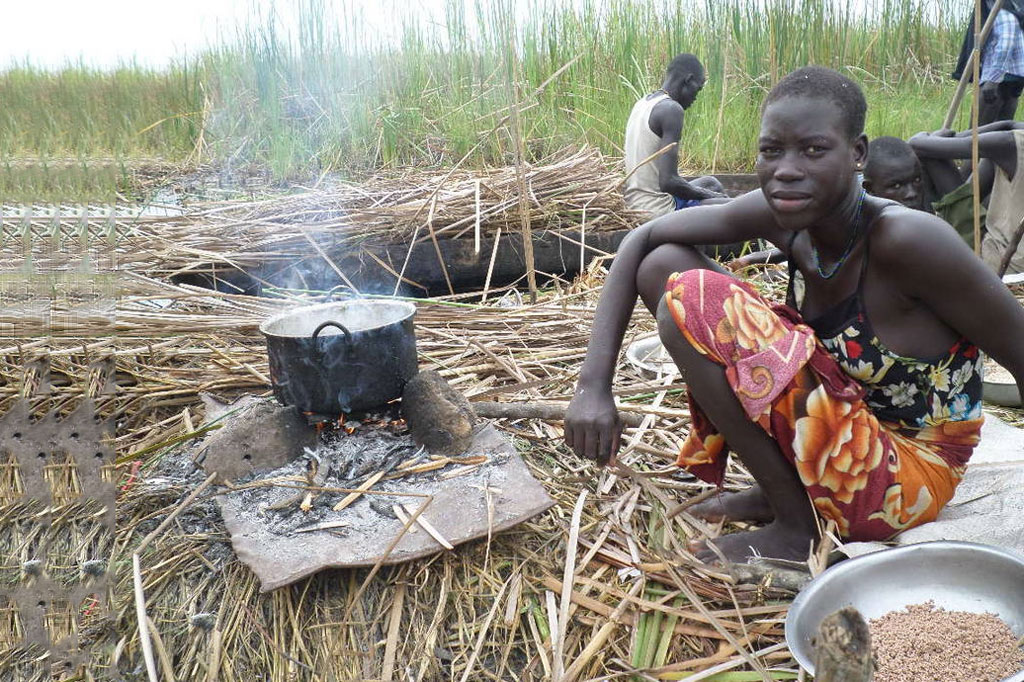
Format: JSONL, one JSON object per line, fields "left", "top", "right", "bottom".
{"left": 564, "top": 67, "right": 1024, "bottom": 563}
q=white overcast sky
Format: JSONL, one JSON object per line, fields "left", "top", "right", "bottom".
{"left": 4, "top": 0, "right": 940, "bottom": 71}
{"left": 2, "top": 0, "right": 464, "bottom": 70}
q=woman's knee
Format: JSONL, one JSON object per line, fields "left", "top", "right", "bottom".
{"left": 636, "top": 244, "right": 708, "bottom": 311}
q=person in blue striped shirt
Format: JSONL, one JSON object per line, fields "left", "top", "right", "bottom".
{"left": 952, "top": 0, "right": 1024, "bottom": 124}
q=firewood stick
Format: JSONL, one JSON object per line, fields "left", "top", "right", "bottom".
{"left": 472, "top": 401, "right": 644, "bottom": 427}
{"left": 332, "top": 470, "right": 386, "bottom": 511}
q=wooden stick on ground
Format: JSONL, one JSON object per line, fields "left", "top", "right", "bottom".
{"left": 332, "top": 470, "right": 386, "bottom": 512}
{"left": 472, "top": 400, "right": 644, "bottom": 427}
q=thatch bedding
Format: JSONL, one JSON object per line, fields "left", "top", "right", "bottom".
{"left": 3, "top": 157, "right": 1022, "bottom": 681}
{"left": 0, "top": 260, "right": 810, "bottom": 680}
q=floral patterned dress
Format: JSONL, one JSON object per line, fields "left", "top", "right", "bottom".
{"left": 665, "top": 261, "right": 984, "bottom": 541}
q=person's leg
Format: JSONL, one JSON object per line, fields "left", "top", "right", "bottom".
{"left": 637, "top": 249, "right": 819, "bottom": 561}
{"left": 997, "top": 80, "right": 1021, "bottom": 120}
{"left": 637, "top": 247, "right": 774, "bottom": 522}
{"left": 654, "top": 296, "right": 818, "bottom": 561}
{"left": 998, "top": 96, "right": 1020, "bottom": 120}
{"left": 978, "top": 87, "right": 1004, "bottom": 127}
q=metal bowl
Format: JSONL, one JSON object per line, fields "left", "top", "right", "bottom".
{"left": 984, "top": 379, "right": 1023, "bottom": 407}
{"left": 624, "top": 334, "right": 679, "bottom": 377}
{"left": 982, "top": 356, "right": 1022, "bottom": 407}
{"left": 785, "top": 541, "right": 1024, "bottom": 680}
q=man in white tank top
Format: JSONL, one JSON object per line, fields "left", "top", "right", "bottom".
{"left": 624, "top": 53, "right": 727, "bottom": 220}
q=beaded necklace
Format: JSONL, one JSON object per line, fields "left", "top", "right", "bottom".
{"left": 811, "top": 188, "right": 866, "bottom": 280}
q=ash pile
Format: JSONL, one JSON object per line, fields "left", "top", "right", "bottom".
{"left": 198, "top": 371, "right": 555, "bottom": 591}
{"left": 225, "top": 411, "right": 507, "bottom": 538}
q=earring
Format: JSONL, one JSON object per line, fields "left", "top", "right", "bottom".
{"left": 855, "top": 163, "right": 863, "bottom": 170}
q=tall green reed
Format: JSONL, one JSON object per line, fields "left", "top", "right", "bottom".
{"left": 1, "top": 0, "right": 977, "bottom": 180}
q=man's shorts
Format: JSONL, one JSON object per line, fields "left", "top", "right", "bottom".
{"left": 674, "top": 197, "right": 702, "bottom": 210}
{"left": 999, "top": 75, "right": 1024, "bottom": 98}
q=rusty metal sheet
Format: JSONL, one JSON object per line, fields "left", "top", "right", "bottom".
{"left": 217, "top": 424, "right": 554, "bottom": 591}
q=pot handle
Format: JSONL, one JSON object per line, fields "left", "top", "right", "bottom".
{"left": 311, "top": 321, "right": 351, "bottom": 342}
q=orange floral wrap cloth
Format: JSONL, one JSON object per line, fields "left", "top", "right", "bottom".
{"left": 665, "top": 269, "right": 983, "bottom": 541}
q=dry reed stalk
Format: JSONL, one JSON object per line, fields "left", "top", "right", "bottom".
{"left": 45, "top": 254, "right": 870, "bottom": 680}
{"left": 457, "top": 570, "right": 514, "bottom": 682}
{"left": 131, "top": 554, "right": 159, "bottom": 682}
{"left": 556, "top": 488, "right": 587, "bottom": 679}
{"left": 380, "top": 582, "right": 405, "bottom": 682}
{"left": 562, "top": 579, "right": 644, "bottom": 682}
{"left": 112, "top": 148, "right": 640, "bottom": 290}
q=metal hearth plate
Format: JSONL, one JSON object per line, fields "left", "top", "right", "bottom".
{"left": 216, "top": 423, "right": 554, "bottom": 591}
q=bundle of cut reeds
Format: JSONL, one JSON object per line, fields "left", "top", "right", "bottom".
{"left": 120, "top": 147, "right": 642, "bottom": 280}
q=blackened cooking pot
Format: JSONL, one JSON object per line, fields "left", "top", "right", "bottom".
{"left": 259, "top": 300, "right": 418, "bottom": 414}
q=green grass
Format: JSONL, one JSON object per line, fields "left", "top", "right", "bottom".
{"left": 0, "top": 0, "right": 989, "bottom": 184}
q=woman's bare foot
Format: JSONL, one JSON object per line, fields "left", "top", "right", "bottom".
{"left": 688, "top": 485, "right": 774, "bottom": 524}
{"left": 693, "top": 522, "right": 816, "bottom": 564}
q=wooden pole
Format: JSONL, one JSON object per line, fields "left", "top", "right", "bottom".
{"left": 971, "top": 0, "right": 983, "bottom": 255}
{"left": 503, "top": 20, "right": 538, "bottom": 304}
{"left": 942, "top": 0, "right": 1005, "bottom": 130}
{"left": 997, "top": 215, "right": 1024, "bottom": 277}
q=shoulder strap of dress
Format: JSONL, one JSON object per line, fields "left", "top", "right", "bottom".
{"left": 855, "top": 201, "right": 900, "bottom": 296}
{"left": 785, "top": 231, "right": 800, "bottom": 308}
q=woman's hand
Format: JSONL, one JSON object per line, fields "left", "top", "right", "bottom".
{"left": 564, "top": 385, "right": 622, "bottom": 466}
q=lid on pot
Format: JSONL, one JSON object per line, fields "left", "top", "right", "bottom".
{"left": 260, "top": 300, "right": 416, "bottom": 338}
